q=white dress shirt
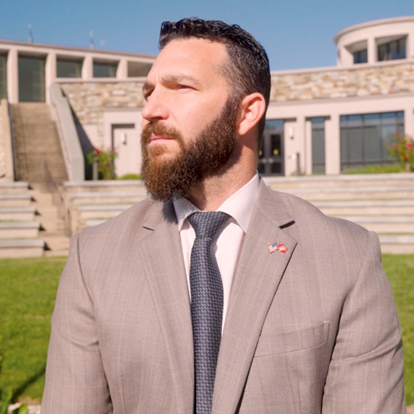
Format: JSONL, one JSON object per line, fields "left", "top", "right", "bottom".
{"left": 173, "top": 173, "right": 260, "bottom": 329}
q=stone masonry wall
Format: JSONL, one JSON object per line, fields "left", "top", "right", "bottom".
{"left": 271, "top": 62, "right": 414, "bottom": 102}
{"left": 60, "top": 61, "right": 414, "bottom": 140}
{"left": 60, "top": 81, "right": 145, "bottom": 141}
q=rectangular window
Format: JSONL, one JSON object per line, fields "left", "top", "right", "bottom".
{"left": 311, "top": 117, "right": 325, "bottom": 174}
{"left": 57, "top": 58, "right": 82, "bottom": 78}
{"left": 340, "top": 111, "right": 404, "bottom": 171}
{"left": 18, "top": 55, "right": 46, "bottom": 102}
{"left": 93, "top": 60, "right": 118, "bottom": 78}
{"left": 0, "top": 54, "right": 7, "bottom": 99}
{"left": 353, "top": 49, "right": 368, "bottom": 64}
{"left": 127, "top": 61, "right": 152, "bottom": 77}
{"left": 378, "top": 38, "right": 406, "bottom": 61}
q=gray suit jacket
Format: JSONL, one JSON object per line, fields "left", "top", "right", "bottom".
{"left": 42, "top": 181, "right": 406, "bottom": 413}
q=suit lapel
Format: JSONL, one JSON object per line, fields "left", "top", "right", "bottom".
{"left": 213, "top": 183, "right": 298, "bottom": 414}
{"left": 137, "top": 201, "right": 194, "bottom": 413}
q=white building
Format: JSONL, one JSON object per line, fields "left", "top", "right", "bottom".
{"left": 0, "top": 16, "right": 413, "bottom": 181}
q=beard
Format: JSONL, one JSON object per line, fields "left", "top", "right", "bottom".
{"left": 140, "top": 97, "right": 239, "bottom": 202}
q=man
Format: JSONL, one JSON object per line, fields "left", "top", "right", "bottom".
{"left": 42, "top": 18, "right": 405, "bottom": 413}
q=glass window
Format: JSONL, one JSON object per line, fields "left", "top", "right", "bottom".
{"left": 340, "top": 112, "right": 404, "bottom": 170}
{"left": 57, "top": 58, "right": 82, "bottom": 78}
{"left": 127, "top": 62, "right": 152, "bottom": 77}
{"left": 93, "top": 61, "right": 118, "bottom": 78}
{"left": 18, "top": 55, "right": 46, "bottom": 102}
{"left": 353, "top": 49, "right": 367, "bottom": 64}
{"left": 0, "top": 54, "right": 7, "bottom": 99}
{"left": 311, "top": 117, "right": 325, "bottom": 174}
{"left": 377, "top": 38, "right": 406, "bottom": 61}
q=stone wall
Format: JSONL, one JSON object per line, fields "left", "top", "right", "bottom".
{"left": 271, "top": 61, "right": 414, "bottom": 102}
{"left": 60, "top": 81, "right": 145, "bottom": 142}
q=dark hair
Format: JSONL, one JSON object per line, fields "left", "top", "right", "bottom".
{"left": 159, "top": 18, "right": 270, "bottom": 141}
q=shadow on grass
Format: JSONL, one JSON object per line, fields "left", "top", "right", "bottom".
{"left": 12, "top": 365, "right": 46, "bottom": 402}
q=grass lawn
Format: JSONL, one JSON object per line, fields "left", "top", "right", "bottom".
{"left": 0, "top": 255, "right": 413, "bottom": 405}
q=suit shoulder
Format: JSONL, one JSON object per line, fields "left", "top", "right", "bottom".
{"left": 76, "top": 197, "right": 155, "bottom": 244}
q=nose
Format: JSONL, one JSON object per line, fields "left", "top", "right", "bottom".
{"left": 141, "top": 91, "right": 169, "bottom": 123}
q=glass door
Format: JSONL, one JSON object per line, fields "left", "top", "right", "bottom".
{"left": 18, "top": 55, "right": 46, "bottom": 102}
{"left": 258, "top": 129, "right": 284, "bottom": 176}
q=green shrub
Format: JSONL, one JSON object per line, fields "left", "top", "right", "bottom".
{"left": 118, "top": 173, "right": 141, "bottom": 180}
{"left": 86, "top": 148, "right": 118, "bottom": 180}
{"left": 343, "top": 164, "right": 404, "bottom": 174}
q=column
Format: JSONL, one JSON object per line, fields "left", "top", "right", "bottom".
{"left": 7, "top": 49, "right": 18, "bottom": 103}
{"left": 325, "top": 114, "right": 341, "bottom": 175}
{"left": 117, "top": 58, "right": 128, "bottom": 79}
{"left": 45, "top": 52, "right": 56, "bottom": 103}
{"left": 368, "top": 37, "right": 376, "bottom": 64}
{"left": 82, "top": 55, "right": 93, "bottom": 80}
{"left": 305, "top": 119, "right": 312, "bottom": 175}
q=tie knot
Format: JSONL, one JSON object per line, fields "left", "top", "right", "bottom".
{"left": 188, "top": 211, "right": 230, "bottom": 241}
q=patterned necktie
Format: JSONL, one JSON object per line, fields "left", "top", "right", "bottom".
{"left": 188, "top": 211, "right": 230, "bottom": 414}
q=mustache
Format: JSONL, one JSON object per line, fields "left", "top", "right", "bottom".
{"left": 141, "top": 123, "right": 183, "bottom": 145}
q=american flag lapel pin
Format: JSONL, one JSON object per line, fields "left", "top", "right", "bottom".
{"left": 268, "top": 242, "right": 288, "bottom": 254}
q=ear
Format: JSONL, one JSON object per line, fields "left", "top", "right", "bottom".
{"left": 237, "top": 93, "right": 266, "bottom": 136}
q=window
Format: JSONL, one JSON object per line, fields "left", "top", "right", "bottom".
{"left": 378, "top": 38, "right": 406, "bottom": 61}
{"left": 340, "top": 112, "right": 404, "bottom": 171}
{"left": 93, "top": 61, "right": 118, "bottom": 78}
{"left": 311, "top": 118, "right": 325, "bottom": 174}
{"left": 127, "top": 61, "right": 152, "bottom": 77}
{"left": 353, "top": 49, "right": 367, "bottom": 64}
{"left": 18, "top": 55, "right": 46, "bottom": 102}
{"left": 0, "top": 54, "right": 6, "bottom": 99}
{"left": 57, "top": 58, "right": 83, "bottom": 78}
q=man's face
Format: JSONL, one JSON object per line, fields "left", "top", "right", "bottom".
{"left": 140, "top": 38, "right": 240, "bottom": 200}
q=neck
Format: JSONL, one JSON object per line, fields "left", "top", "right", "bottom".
{"left": 186, "top": 155, "right": 257, "bottom": 211}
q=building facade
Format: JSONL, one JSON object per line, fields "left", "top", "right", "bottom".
{"left": 0, "top": 16, "right": 413, "bottom": 180}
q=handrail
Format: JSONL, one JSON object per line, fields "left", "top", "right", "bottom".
{"left": 7, "top": 102, "right": 17, "bottom": 181}
{"left": 49, "top": 84, "right": 84, "bottom": 181}
{"left": 44, "top": 161, "right": 72, "bottom": 238}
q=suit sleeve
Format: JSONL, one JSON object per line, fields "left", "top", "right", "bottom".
{"left": 42, "top": 233, "right": 112, "bottom": 414}
{"left": 322, "top": 231, "right": 406, "bottom": 413}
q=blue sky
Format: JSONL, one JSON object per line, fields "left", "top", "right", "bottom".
{"left": 0, "top": 0, "right": 412, "bottom": 71}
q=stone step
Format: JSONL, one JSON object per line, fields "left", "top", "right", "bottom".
{"left": 0, "top": 238, "right": 45, "bottom": 258}
{"left": 314, "top": 200, "right": 414, "bottom": 216}
{"left": 0, "top": 194, "right": 32, "bottom": 207}
{"left": 0, "top": 221, "right": 41, "bottom": 238}
{"left": 0, "top": 207, "right": 36, "bottom": 221}
{"left": 78, "top": 204, "right": 133, "bottom": 219}
{"left": 337, "top": 216, "right": 414, "bottom": 233}
{"left": 283, "top": 186, "right": 414, "bottom": 201}
{"left": 264, "top": 173, "right": 414, "bottom": 189}
{"left": 70, "top": 192, "right": 147, "bottom": 205}
{"left": 64, "top": 180, "right": 146, "bottom": 193}
{"left": 379, "top": 235, "right": 414, "bottom": 254}
{"left": 0, "top": 182, "right": 30, "bottom": 194}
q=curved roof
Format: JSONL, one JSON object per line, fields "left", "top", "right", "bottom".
{"left": 334, "top": 16, "right": 414, "bottom": 45}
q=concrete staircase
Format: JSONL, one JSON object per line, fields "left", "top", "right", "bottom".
{"left": 0, "top": 182, "right": 71, "bottom": 258}
{"left": 264, "top": 173, "right": 414, "bottom": 254}
{"left": 30, "top": 183, "right": 71, "bottom": 257}
{"left": 66, "top": 173, "right": 414, "bottom": 254}
{"left": 0, "top": 182, "right": 44, "bottom": 258}
{"left": 11, "top": 103, "right": 68, "bottom": 182}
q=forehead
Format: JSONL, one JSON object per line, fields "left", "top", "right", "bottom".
{"left": 150, "top": 38, "right": 229, "bottom": 81}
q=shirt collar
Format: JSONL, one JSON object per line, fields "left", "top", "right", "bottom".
{"left": 173, "top": 173, "right": 260, "bottom": 233}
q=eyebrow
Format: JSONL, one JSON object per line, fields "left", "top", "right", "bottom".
{"left": 142, "top": 75, "right": 202, "bottom": 96}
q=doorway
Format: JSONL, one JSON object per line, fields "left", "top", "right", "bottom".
{"left": 258, "top": 129, "right": 284, "bottom": 176}
{"left": 18, "top": 55, "right": 46, "bottom": 102}
{"left": 111, "top": 124, "right": 140, "bottom": 178}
